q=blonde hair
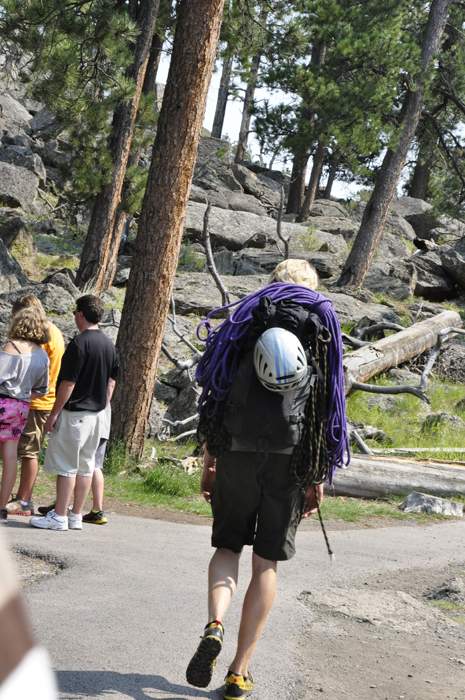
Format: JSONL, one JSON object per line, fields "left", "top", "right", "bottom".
{"left": 270, "top": 259, "right": 319, "bottom": 290}
{"left": 8, "top": 306, "right": 51, "bottom": 345}
{"left": 12, "top": 294, "right": 43, "bottom": 316}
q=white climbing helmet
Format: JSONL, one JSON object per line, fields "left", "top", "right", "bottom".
{"left": 254, "top": 327, "right": 308, "bottom": 392}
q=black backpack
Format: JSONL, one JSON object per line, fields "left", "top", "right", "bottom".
{"left": 221, "top": 297, "right": 327, "bottom": 461}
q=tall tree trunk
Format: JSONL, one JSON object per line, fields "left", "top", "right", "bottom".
{"left": 296, "top": 140, "right": 326, "bottom": 222}
{"left": 112, "top": 0, "right": 225, "bottom": 456}
{"left": 211, "top": 53, "right": 233, "bottom": 139}
{"left": 409, "top": 146, "right": 432, "bottom": 200}
{"left": 323, "top": 158, "right": 338, "bottom": 199}
{"left": 338, "top": 0, "right": 452, "bottom": 290}
{"left": 286, "top": 148, "right": 310, "bottom": 214}
{"left": 285, "top": 43, "right": 326, "bottom": 214}
{"left": 75, "top": 0, "right": 161, "bottom": 292}
{"left": 99, "top": 4, "right": 172, "bottom": 291}
{"left": 142, "top": 31, "right": 164, "bottom": 95}
{"left": 234, "top": 49, "right": 261, "bottom": 163}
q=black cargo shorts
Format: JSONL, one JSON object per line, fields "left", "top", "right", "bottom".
{"left": 211, "top": 450, "right": 306, "bottom": 561}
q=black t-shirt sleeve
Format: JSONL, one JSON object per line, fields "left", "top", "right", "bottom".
{"left": 59, "top": 338, "right": 86, "bottom": 383}
{"left": 110, "top": 353, "right": 119, "bottom": 381}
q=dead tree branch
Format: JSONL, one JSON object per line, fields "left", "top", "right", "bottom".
{"left": 351, "top": 381, "right": 430, "bottom": 403}
{"left": 276, "top": 185, "right": 290, "bottom": 259}
{"left": 203, "top": 199, "right": 231, "bottom": 307}
{"left": 419, "top": 326, "right": 465, "bottom": 392}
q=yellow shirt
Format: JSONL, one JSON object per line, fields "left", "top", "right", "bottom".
{"left": 30, "top": 322, "right": 65, "bottom": 411}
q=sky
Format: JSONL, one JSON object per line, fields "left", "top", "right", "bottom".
{"left": 156, "top": 55, "right": 362, "bottom": 200}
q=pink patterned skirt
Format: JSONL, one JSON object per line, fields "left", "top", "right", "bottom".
{"left": 0, "top": 397, "right": 29, "bottom": 441}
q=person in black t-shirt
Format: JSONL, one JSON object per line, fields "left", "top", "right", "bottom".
{"left": 30, "top": 295, "right": 119, "bottom": 532}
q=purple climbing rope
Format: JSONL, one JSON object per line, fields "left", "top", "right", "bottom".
{"left": 195, "top": 283, "right": 350, "bottom": 479}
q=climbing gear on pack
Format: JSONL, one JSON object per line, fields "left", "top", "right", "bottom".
{"left": 254, "top": 327, "right": 308, "bottom": 392}
{"left": 196, "top": 283, "right": 349, "bottom": 481}
{"left": 186, "top": 620, "right": 224, "bottom": 688}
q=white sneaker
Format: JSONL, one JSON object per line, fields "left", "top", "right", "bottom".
{"left": 30, "top": 510, "right": 68, "bottom": 531}
{"left": 67, "top": 507, "right": 82, "bottom": 530}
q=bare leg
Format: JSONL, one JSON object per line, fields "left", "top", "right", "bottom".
{"left": 91, "top": 469, "right": 104, "bottom": 511}
{"left": 208, "top": 548, "right": 241, "bottom": 623}
{"left": 17, "top": 458, "right": 39, "bottom": 503}
{"left": 55, "top": 475, "right": 76, "bottom": 516}
{"left": 228, "top": 553, "right": 277, "bottom": 677}
{"left": 71, "top": 475, "right": 93, "bottom": 515}
{"left": 0, "top": 440, "right": 19, "bottom": 510}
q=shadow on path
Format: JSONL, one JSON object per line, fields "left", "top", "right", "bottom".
{"left": 56, "top": 671, "right": 222, "bottom": 700}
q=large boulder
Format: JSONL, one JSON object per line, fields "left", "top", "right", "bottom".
{"left": 304, "top": 215, "right": 358, "bottom": 240}
{"left": 0, "top": 213, "right": 36, "bottom": 271}
{"left": 324, "top": 291, "right": 401, "bottom": 327}
{"left": 308, "top": 199, "right": 348, "bottom": 219}
{"left": 0, "top": 239, "right": 28, "bottom": 294}
{"left": 0, "top": 284, "right": 75, "bottom": 322}
{"left": 364, "top": 261, "right": 418, "bottom": 301}
{"left": 440, "top": 238, "right": 465, "bottom": 290}
{"left": 391, "top": 197, "right": 439, "bottom": 240}
{"left": 410, "top": 250, "right": 457, "bottom": 301}
{"left": 197, "top": 136, "right": 231, "bottom": 164}
{"left": 28, "top": 108, "right": 58, "bottom": 137}
{"left": 173, "top": 272, "right": 266, "bottom": 316}
{"left": 0, "top": 161, "right": 38, "bottom": 208}
{"left": 184, "top": 202, "right": 276, "bottom": 250}
{"left": 41, "top": 269, "right": 78, "bottom": 296}
{"left": 242, "top": 247, "right": 345, "bottom": 279}
{"left": 0, "top": 146, "right": 46, "bottom": 187}
{"left": 231, "top": 163, "right": 281, "bottom": 208}
{"left": 0, "top": 93, "right": 32, "bottom": 128}
{"left": 351, "top": 201, "right": 416, "bottom": 241}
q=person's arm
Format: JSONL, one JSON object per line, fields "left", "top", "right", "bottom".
{"left": 44, "top": 380, "right": 76, "bottom": 433}
{"left": 106, "top": 378, "right": 116, "bottom": 406}
{"left": 200, "top": 445, "right": 216, "bottom": 503}
{"left": 302, "top": 482, "right": 325, "bottom": 519}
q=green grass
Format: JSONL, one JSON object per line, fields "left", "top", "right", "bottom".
{"left": 346, "top": 375, "right": 465, "bottom": 461}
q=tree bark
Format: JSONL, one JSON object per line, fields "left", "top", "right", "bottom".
{"left": 296, "top": 140, "right": 326, "bottom": 222}
{"left": 409, "top": 146, "right": 432, "bottom": 200}
{"left": 343, "top": 310, "right": 461, "bottom": 392}
{"left": 211, "top": 53, "right": 233, "bottom": 139}
{"left": 323, "top": 158, "right": 338, "bottom": 199}
{"left": 286, "top": 148, "right": 310, "bottom": 214}
{"left": 337, "top": 0, "right": 452, "bottom": 289}
{"left": 286, "top": 43, "right": 326, "bottom": 214}
{"left": 234, "top": 49, "right": 261, "bottom": 163}
{"left": 112, "top": 0, "right": 225, "bottom": 456}
{"left": 75, "top": 0, "right": 161, "bottom": 292}
{"left": 142, "top": 30, "right": 164, "bottom": 95}
{"left": 328, "top": 455, "right": 465, "bottom": 499}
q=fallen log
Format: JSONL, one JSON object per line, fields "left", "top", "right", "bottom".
{"left": 343, "top": 310, "right": 462, "bottom": 394}
{"left": 326, "top": 455, "right": 465, "bottom": 499}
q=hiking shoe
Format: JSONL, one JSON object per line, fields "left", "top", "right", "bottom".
{"left": 0, "top": 509, "right": 7, "bottom": 523}
{"left": 38, "top": 502, "right": 56, "bottom": 515}
{"left": 82, "top": 510, "right": 107, "bottom": 524}
{"left": 224, "top": 671, "right": 254, "bottom": 699}
{"left": 6, "top": 499, "right": 34, "bottom": 516}
{"left": 186, "top": 621, "right": 224, "bottom": 688}
{"left": 67, "top": 507, "right": 82, "bottom": 530}
{"left": 30, "top": 510, "right": 68, "bottom": 531}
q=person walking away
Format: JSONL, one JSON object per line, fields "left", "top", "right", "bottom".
{"left": 186, "top": 259, "right": 349, "bottom": 699}
{"left": 5, "top": 295, "right": 65, "bottom": 517}
{"left": 0, "top": 307, "right": 50, "bottom": 523}
{"left": 30, "top": 295, "right": 118, "bottom": 532}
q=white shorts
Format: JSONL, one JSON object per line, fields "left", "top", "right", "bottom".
{"left": 44, "top": 409, "right": 104, "bottom": 478}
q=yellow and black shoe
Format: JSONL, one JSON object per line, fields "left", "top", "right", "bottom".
{"left": 186, "top": 620, "right": 224, "bottom": 688}
{"left": 224, "top": 671, "right": 254, "bottom": 699}
{"left": 82, "top": 510, "right": 108, "bottom": 524}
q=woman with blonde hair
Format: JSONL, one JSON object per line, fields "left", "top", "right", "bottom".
{"left": 0, "top": 306, "right": 50, "bottom": 522}
{"left": 269, "top": 258, "right": 319, "bottom": 290}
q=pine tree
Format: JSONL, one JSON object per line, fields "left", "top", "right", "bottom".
{"left": 112, "top": 0, "right": 225, "bottom": 455}
{"left": 76, "top": 0, "right": 161, "bottom": 292}
{"left": 338, "top": 0, "right": 454, "bottom": 289}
